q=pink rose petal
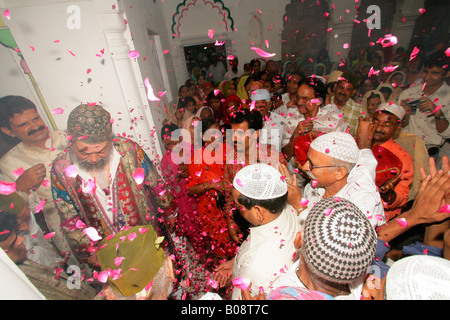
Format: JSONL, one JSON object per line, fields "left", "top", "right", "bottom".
{"left": 232, "top": 277, "right": 251, "bottom": 291}
{"left": 128, "top": 50, "right": 140, "bottom": 59}
{"left": 250, "top": 47, "right": 276, "bottom": 58}
{"left": 144, "top": 77, "right": 161, "bottom": 102}
{"left": 396, "top": 218, "right": 408, "bottom": 228}
{"left": 114, "top": 257, "right": 125, "bottom": 266}
{"left": 300, "top": 198, "right": 309, "bottom": 206}
{"left": 208, "top": 29, "right": 214, "bottom": 39}
{"left": 133, "top": 168, "right": 145, "bottom": 184}
{"left": 0, "top": 181, "right": 16, "bottom": 195}
{"left": 3, "top": 9, "right": 10, "bottom": 20}
{"left": 76, "top": 220, "right": 86, "bottom": 229}
{"left": 83, "top": 227, "right": 102, "bottom": 242}
{"left": 98, "top": 270, "right": 108, "bottom": 283}
{"left": 65, "top": 165, "right": 78, "bottom": 178}
{"left": 44, "top": 232, "right": 55, "bottom": 240}
{"left": 438, "top": 204, "right": 450, "bottom": 213}
{"left": 12, "top": 167, "right": 24, "bottom": 178}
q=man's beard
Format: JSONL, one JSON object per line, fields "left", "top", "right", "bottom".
{"left": 69, "top": 145, "right": 113, "bottom": 172}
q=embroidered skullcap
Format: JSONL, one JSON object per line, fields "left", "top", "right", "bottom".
{"left": 67, "top": 104, "right": 112, "bottom": 144}
{"left": 376, "top": 102, "right": 405, "bottom": 121}
{"left": 385, "top": 255, "right": 450, "bottom": 300}
{"left": 268, "top": 286, "right": 334, "bottom": 300}
{"left": 97, "top": 225, "right": 165, "bottom": 297}
{"left": 233, "top": 163, "right": 287, "bottom": 200}
{"left": 302, "top": 197, "right": 377, "bottom": 284}
{"left": 310, "top": 132, "right": 359, "bottom": 163}
{"left": 251, "top": 89, "right": 271, "bottom": 102}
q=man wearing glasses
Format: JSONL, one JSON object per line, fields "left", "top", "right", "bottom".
{"left": 287, "top": 117, "right": 385, "bottom": 229}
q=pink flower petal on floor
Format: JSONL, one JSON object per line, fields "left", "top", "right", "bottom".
{"left": 232, "top": 277, "right": 251, "bottom": 291}
{"left": 83, "top": 227, "right": 102, "bottom": 242}
{"left": 65, "top": 165, "right": 78, "bottom": 178}
{"left": 128, "top": 50, "right": 140, "bottom": 59}
{"left": 133, "top": 168, "right": 145, "bottom": 184}
{"left": 0, "top": 181, "right": 16, "bottom": 195}
{"left": 12, "top": 167, "right": 24, "bottom": 178}
{"left": 251, "top": 47, "right": 276, "bottom": 58}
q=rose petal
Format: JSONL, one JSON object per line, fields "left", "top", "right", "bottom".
{"left": 128, "top": 50, "right": 140, "bottom": 59}
{"left": 232, "top": 276, "right": 251, "bottom": 291}
{"left": 250, "top": 47, "right": 276, "bottom": 58}
{"left": 114, "top": 257, "right": 125, "bottom": 266}
{"left": 44, "top": 232, "right": 55, "bottom": 240}
{"left": 133, "top": 168, "right": 145, "bottom": 184}
{"left": 65, "top": 165, "right": 78, "bottom": 178}
{"left": 83, "top": 227, "right": 102, "bottom": 241}
{"left": 144, "top": 77, "right": 161, "bottom": 102}
{"left": 0, "top": 181, "right": 16, "bottom": 195}
{"left": 12, "top": 167, "right": 24, "bottom": 178}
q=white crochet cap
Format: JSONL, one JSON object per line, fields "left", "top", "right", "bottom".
{"left": 386, "top": 255, "right": 450, "bottom": 300}
{"left": 251, "top": 89, "right": 271, "bottom": 102}
{"left": 233, "top": 163, "right": 288, "bottom": 200}
{"left": 310, "top": 132, "right": 360, "bottom": 164}
{"left": 376, "top": 102, "right": 406, "bottom": 121}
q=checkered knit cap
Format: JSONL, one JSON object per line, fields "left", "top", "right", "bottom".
{"left": 310, "top": 132, "right": 359, "bottom": 164}
{"left": 67, "top": 104, "right": 112, "bottom": 144}
{"left": 302, "top": 197, "right": 376, "bottom": 284}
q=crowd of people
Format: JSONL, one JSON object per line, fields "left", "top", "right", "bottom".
{"left": 0, "top": 43, "right": 449, "bottom": 301}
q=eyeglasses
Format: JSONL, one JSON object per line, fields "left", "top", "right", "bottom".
{"left": 305, "top": 159, "right": 337, "bottom": 170}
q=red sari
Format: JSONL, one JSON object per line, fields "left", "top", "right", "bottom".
{"left": 187, "top": 143, "right": 237, "bottom": 258}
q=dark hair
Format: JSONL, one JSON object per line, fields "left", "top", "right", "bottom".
{"left": 423, "top": 50, "right": 449, "bottom": 70}
{"left": 0, "top": 211, "right": 17, "bottom": 243}
{"left": 299, "top": 76, "right": 327, "bottom": 102}
{"left": 230, "top": 109, "right": 263, "bottom": 131}
{"left": 0, "top": 96, "right": 37, "bottom": 128}
{"left": 160, "top": 123, "right": 179, "bottom": 139}
{"left": 200, "top": 118, "right": 219, "bottom": 146}
{"left": 237, "top": 192, "right": 288, "bottom": 214}
{"left": 379, "top": 86, "right": 393, "bottom": 96}
{"left": 178, "top": 85, "right": 188, "bottom": 94}
{"left": 367, "top": 92, "right": 382, "bottom": 101}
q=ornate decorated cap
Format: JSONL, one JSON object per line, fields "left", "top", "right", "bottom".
{"left": 97, "top": 225, "right": 165, "bottom": 297}
{"left": 302, "top": 197, "right": 377, "bottom": 284}
{"left": 67, "top": 104, "right": 112, "bottom": 144}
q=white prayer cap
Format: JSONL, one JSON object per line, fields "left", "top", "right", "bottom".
{"left": 251, "top": 89, "right": 271, "bottom": 102}
{"left": 377, "top": 102, "right": 406, "bottom": 121}
{"left": 310, "top": 132, "right": 359, "bottom": 164}
{"left": 386, "top": 255, "right": 450, "bottom": 300}
{"left": 233, "top": 163, "right": 288, "bottom": 200}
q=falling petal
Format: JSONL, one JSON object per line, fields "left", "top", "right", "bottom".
{"left": 409, "top": 47, "right": 420, "bottom": 61}
{"left": 81, "top": 179, "right": 96, "bottom": 194}
{"left": 300, "top": 198, "right": 309, "bottom": 206}
{"left": 377, "top": 34, "right": 398, "bottom": 48}
{"left": 438, "top": 204, "right": 450, "bottom": 213}
{"left": 0, "top": 181, "right": 16, "bottom": 195}
{"left": 208, "top": 29, "right": 214, "bottom": 39}
{"left": 43, "top": 232, "right": 55, "bottom": 240}
{"left": 235, "top": 178, "right": 244, "bottom": 187}
{"left": 128, "top": 50, "right": 140, "bottom": 59}
{"left": 3, "top": 9, "right": 10, "bottom": 20}
{"left": 67, "top": 49, "right": 76, "bottom": 56}
{"left": 12, "top": 167, "right": 24, "bottom": 178}
{"left": 324, "top": 208, "right": 333, "bottom": 216}
{"left": 76, "top": 220, "right": 86, "bottom": 229}
{"left": 52, "top": 108, "right": 64, "bottom": 114}
{"left": 83, "top": 227, "right": 102, "bottom": 241}
{"left": 41, "top": 180, "right": 50, "bottom": 187}
{"left": 251, "top": 47, "right": 276, "bottom": 58}
{"left": 65, "top": 165, "right": 78, "bottom": 178}
{"left": 133, "top": 167, "right": 145, "bottom": 184}
{"left": 128, "top": 232, "right": 137, "bottom": 242}
{"left": 382, "top": 65, "right": 399, "bottom": 73}
{"left": 232, "top": 277, "right": 251, "bottom": 291}
{"left": 144, "top": 77, "right": 161, "bottom": 102}
{"left": 114, "top": 257, "right": 125, "bottom": 266}
{"left": 163, "top": 49, "right": 170, "bottom": 54}
{"left": 35, "top": 200, "right": 46, "bottom": 213}
{"left": 396, "top": 218, "right": 408, "bottom": 228}
{"left": 98, "top": 270, "right": 108, "bottom": 283}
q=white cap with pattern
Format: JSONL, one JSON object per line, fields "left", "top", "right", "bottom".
{"left": 310, "top": 132, "right": 360, "bottom": 164}
{"left": 233, "top": 163, "right": 288, "bottom": 200}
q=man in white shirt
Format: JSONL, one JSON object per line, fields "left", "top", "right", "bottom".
{"left": 288, "top": 119, "right": 385, "bottom": 229}
{"left": 399, "top": 50, "right": 450, "bottom": 162}
{"left": 251, "top": 89, "right": 285, "bottom": 151}
{"left": 0, "top": 95, "right": 73, "bottom": 264}
{"left": 223, "top": 55, "right": 243, "bottom": 81}
{"left": 214, "top": 163, "right": 301, "bottom": 300}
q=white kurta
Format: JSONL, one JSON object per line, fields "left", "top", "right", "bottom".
{"left": 0, "top": 130, "right": 72, "bottom": 260}
{"left": 231, "top": 205, "right": 301, "bottom": 300}
{"left": 399, "top": 82, "right": 450, "bottom": 146}
{"left": 300, "top": 149, "right": 386, "bottom": 229}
